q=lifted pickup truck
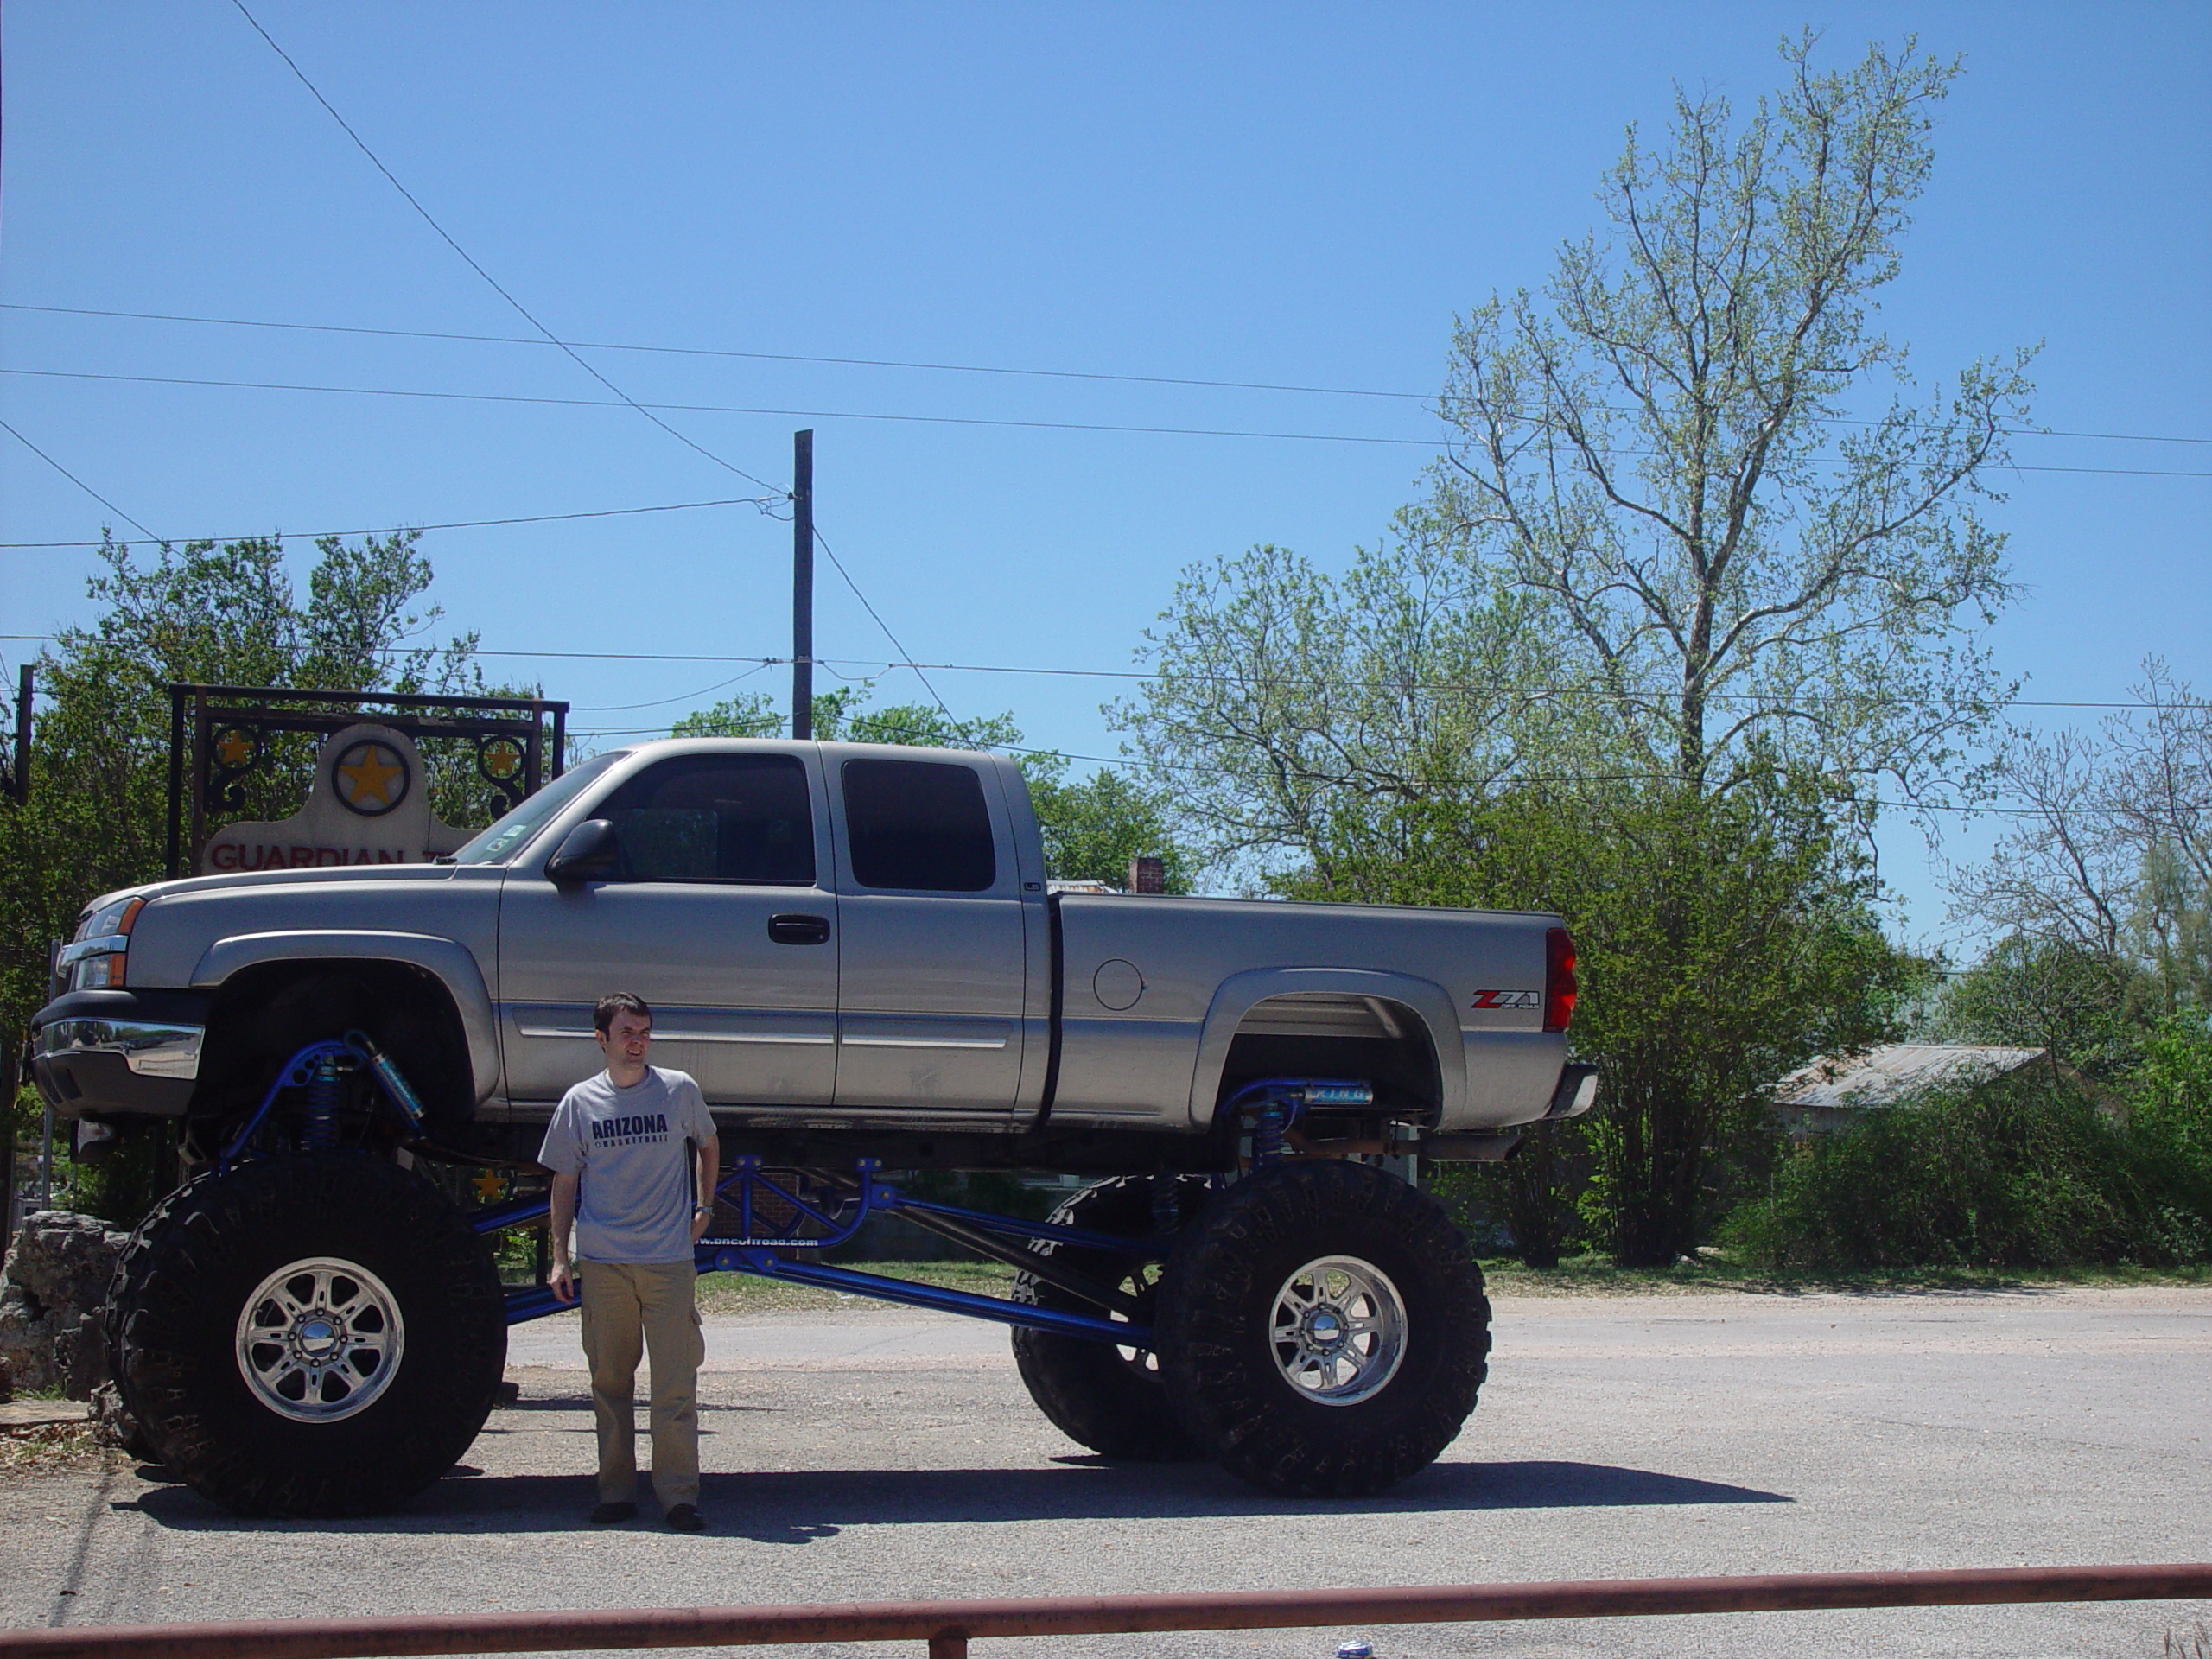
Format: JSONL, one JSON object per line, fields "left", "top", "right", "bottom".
{"left": 33, "top": 738, "right": 1592, "bottom": 1516}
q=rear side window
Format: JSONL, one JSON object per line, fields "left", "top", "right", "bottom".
{"left": 596, "top": 754, "right": 816, "bottom": 884}
{"left": 842, "top": 759, "right": 997, "bottom": 892}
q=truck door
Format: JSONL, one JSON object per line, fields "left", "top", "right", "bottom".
{"left": 497, "top": 749, "right": 838, "bottom": 1109}
{"left": 830, "top": 754, "right": 1027, "bottom": 1115}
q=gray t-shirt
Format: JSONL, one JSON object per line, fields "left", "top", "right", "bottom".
{"left": 538, "top": 1066, "right": 715, "bottom": 1265}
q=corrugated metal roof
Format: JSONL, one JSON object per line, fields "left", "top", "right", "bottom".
{"left": 1772, "top": 1044, "right": 2050, "bottom": 1109}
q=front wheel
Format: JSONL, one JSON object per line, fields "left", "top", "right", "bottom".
{"left": 108, "top": 1154, "right": 506, "bottom": 1516}
{"left": 1154, "top": 1160, "right": 1489, "bottom": 1497}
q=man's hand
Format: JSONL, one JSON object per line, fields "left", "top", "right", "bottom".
{"left": 547, "top": 1171, "right": 581, "bottom": 1303}
{"left": 690, "top": 1205, "right": 713, "bottom": 1243}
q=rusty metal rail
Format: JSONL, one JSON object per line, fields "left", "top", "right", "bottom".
{"left": 4, "top": 1566, "right": 2209, "bottom": 1659}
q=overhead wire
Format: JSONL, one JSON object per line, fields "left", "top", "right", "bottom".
{"left": 0, "top": 493, "right": 779, "bottom": 550}
{"left": 0, "top": 417, "right": 160, "bottom": 540}
{"left": 810, "top": 524, "right": 959, "bottom": 723}
{"left": 223, "top": 0, "right": 953, "bottom": 730}
{"left": 226, "top": 0, "right": 785, "bottom": 500}
{"left": 0, "top": 630, "right": 2171, "bottom": 712}
{"left": 8, "top": 365, "right": 2208, "bottom": 477}
{"left": 7, "top": 299, "right": 2209, "bottom": 450}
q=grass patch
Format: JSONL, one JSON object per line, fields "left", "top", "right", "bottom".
{"left": 0, "top": 1421, "right": 111, "bottom": 1480}
{"left": 1478, "top": 1252, "right": 2212, "bottom": 1296}
{"left": 696, "top": 1258, "right": 1020, "bottom": 1313}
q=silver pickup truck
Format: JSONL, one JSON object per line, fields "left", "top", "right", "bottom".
{"left": 33, "top": 738, "right": 1592, "bottom": 1516}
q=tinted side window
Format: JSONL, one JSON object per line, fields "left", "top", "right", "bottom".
{"left": 595, "top": 754, "right": 816, "bottom": 884}
{"left": 842, "top": 759, "right": 997, "bottom": 892}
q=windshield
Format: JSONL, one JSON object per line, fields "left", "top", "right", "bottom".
{"left": 448, "top": 750, "right": 628, "bottom": 865}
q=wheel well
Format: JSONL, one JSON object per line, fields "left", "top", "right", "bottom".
{"left": 194, "top": 960, "right": 475, "bottom": 1136}
{"left": 1213, "top": 994, "right": 1441, "bottom": 1128}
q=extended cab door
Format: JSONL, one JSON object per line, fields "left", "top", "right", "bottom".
{"left": 829, "top": 753, "right": 1027, "bottom": 1115}
{"left": 498, "top": 748, "right": 839, "bottom": 1108}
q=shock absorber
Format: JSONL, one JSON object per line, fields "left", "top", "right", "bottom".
{"left": 302, "top": 1053, "right": 341, "bottom": 1152}
{"left": 1248, "top": 1092, "right": 1291, "bottom": 1166}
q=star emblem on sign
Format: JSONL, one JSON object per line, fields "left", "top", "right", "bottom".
{"left": 333, "top": 739, "right": 410, "bottom": 817}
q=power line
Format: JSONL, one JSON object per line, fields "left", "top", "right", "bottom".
{"left": 0, "top": 631, "right": 2180, "bottom": 711}
{"left": 0, "top": 301, "right": 1431, "bottom": 406}
{"left": 0, "top": 493, "right": 779, "bottom": 550}
{"left": 0, "top": 365, "right": 1446, "bottom": 450}
{"left": 10, "top": 365, "right": 2211, "bottom": 478}
{"left": 0, "top": 417, "right": 160, "bottom": 541}
{"left": 810, "top": 525, "right": 957, "bottom": 724}
{"left": 9, "top": 299, "right": 2209, "bottom": 451}
{"left": 226, "top": 0, "right": 785, "bottom": 499}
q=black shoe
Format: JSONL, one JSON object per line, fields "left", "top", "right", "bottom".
{"left": 590, "top": 1501, "right": 637, "bottom": 1524}
{"left": 664, "top": 1503, "right": 705, "bottom": 1532}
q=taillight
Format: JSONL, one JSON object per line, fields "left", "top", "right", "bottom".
{"left": 1543, "top": 925, "right": 1577, "bottom": 1033}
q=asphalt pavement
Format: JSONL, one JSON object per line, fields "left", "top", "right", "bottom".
{"left": 3, "top": 1287, "right": 2208, "bottom": 1658}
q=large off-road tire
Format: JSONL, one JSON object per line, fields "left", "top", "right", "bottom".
{"left": 108, "top": 1153, "right": 505, "bottom": 1516}
{"left": 1010, "top": 1174, "right": 1212, "bottom": 1461}
{"left": 1154, "top": 1160, "right": 1489, "bottom": 1497}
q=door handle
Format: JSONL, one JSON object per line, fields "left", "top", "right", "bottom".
{"left": 768, "top": 913, "right": 832, "bottom": 946}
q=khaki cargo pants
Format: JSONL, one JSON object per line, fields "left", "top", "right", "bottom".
{"left": 578, "top": 1259, "right": 706, "bottom": 1509}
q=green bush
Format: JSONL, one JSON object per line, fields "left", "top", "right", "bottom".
{"left": 1722, "top": 1073, "right": 2212, "bottom": 1269}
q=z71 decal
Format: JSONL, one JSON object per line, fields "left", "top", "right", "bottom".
{"left": 1470, "top": 989, "right": 1540, "bottom": 1011}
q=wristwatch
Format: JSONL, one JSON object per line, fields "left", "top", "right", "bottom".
{"left": 692, "top": 1203, "right": 714, "bottom": 1216}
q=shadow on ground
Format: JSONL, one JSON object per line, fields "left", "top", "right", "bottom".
{"left": 114, "top": 1459, "right": 1788, "bottom": 1542}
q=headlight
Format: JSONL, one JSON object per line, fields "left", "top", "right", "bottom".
{"left": 58, "top": 895, "right": 145, "bottom": 989}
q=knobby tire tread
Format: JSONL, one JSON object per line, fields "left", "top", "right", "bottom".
{"left": 1010, "top": 1174, "right": 1211, "bottom": 1461}
{"left": 1155, "top": 1160, "right": 1490, "bottom": 1497}
{"left": 111, "top": 1154, "right": 505, "bottom": 1516}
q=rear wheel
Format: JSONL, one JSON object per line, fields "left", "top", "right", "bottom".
{"left": 1011, "top": 1174, "right": 1211, "bottom": 1461}
{"left": 109, "top": 1153, "right": 505, "bottom": 1516}
{"left": 1155, "top": 1160, "right": 1489, "bottom": 1497}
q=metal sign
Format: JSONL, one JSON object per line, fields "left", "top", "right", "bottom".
{"left": 167, "top": 684, "right": 568, "bottom": 880}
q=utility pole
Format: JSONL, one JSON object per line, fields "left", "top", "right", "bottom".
{"left": 791, "top": 429, "right": 814, "bottom": 740}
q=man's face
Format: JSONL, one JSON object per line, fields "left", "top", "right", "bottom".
{"left": 598, "top": 1010, "right": 652, "bottom": 1065}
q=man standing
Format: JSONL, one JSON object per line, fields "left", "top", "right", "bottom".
{"left": 543, "top": 993, "right": 720, "bottom": 1531}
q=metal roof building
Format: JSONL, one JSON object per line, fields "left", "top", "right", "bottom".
{"left": 1769, "top": 1043, "right": 2095, "bottom": 1136}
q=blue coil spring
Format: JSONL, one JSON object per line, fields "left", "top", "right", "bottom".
{"left": 302, "top": 1055, "right": 341, "bottom": 1152}
{"left": 1249, "top": 1096, "right": 1291, "bottom": 1166}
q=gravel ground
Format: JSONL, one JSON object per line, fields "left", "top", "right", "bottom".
{"left": 2, "top": 1286, "right": 2207, "bottom": 1658}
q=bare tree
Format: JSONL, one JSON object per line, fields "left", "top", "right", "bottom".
{"left": 1426, "top": 33, "right": 2031, "bottom": 817}
{"left": 1950, "top": 660, "right": 2212, "bottom": 1007}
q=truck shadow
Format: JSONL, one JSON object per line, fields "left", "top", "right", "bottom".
{"left": 114, "top": 1459, "right": 1787, "bottom": 1541}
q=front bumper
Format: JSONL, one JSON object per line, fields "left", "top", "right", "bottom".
{"left": 29, "top": 988, "right": 212, "bottom": 1119}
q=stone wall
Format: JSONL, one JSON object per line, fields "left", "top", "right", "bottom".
{"left": 0, "top": 1211, "right": 130, "bottom": 1399}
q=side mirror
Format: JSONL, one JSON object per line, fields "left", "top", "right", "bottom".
{"left": 545, "top": 818, "right": 620, "bottom": 886}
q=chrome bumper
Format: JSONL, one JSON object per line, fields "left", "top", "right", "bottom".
{"left": 29, "top": 988, "right": 211, "bottom": 1118}
{"left": 41, "top": 1017, "right": 203, "bottom": 1079}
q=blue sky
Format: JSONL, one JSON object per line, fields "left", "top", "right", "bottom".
{"left": 3, "top": 3, "right": 2207, "bottom": 948}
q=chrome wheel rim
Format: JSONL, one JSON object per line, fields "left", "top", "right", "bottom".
{"left": 235, "top": 1257, "right": 404, "bottom": 1422}
{"left": 1269, "top": 1255, "right": 1406, "bottom": 1406}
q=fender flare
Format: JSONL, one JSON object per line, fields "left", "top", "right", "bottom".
{"left": 191, "top": 929, "right": 499, "bottom": 1103}
{"left": 1185, "top": 966, "right": 1466, "bottom": 1129}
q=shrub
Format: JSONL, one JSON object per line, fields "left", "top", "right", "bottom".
{"left": 1722, "top": 1072, "right": 2211, "bottom": 1269}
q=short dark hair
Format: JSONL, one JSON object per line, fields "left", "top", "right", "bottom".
{"left": 594, "top": 992, "right": 652, "bottom": 1036}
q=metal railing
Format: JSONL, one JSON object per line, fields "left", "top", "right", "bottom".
{"left": 3, "top": 1565, "right": 2208, "bottom": 1659}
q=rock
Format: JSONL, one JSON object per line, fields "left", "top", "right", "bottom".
{"left": 0, "top": 1351, "right": 13, "bottom": 1402}
{"left": 0, "top": 1211, "right": 130, "bottom": 1399}
{"left": 90, "top": 1381, "right": 156, "bottom": 1459}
